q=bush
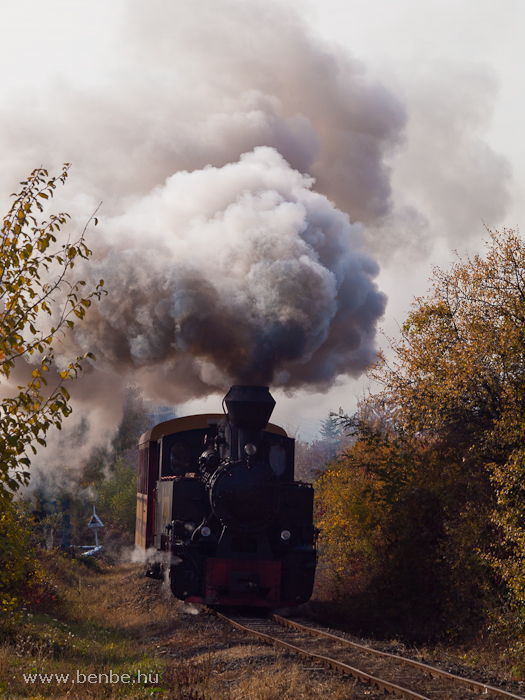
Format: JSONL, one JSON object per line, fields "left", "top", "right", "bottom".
{"left": 0, "top": 501, "right": 59, "bottom": 624}
{"left": 95, "top": 455, "right": 138, "bottom": 534}
{"left": 315, "top": 423, "right": 500, "bottom": 640}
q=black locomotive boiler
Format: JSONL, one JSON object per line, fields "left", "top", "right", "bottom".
{"left": 135, "top": 385, "right": 317, "bottom": 607}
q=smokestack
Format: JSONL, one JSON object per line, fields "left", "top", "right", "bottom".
{"left": 11, "top": 0, "right": 408, "bottom": 492}
{"left": 224, "top": 385, "right": 275, "bottom": 430}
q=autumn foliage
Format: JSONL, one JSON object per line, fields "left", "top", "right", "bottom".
{"left": 0, "top": 168, "right": 103, "bottom": 615}
{"left": 316, "top": 228, "right": 525, "bottom": 644}
{"left": 0, "top": 166, "right": 104, "bottom": 504}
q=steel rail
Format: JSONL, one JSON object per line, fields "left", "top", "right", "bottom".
{"left": 270, "top": 614, "right": 525, "bottom": 700}
{"left": 217, "top": 612, "right": 430, "bottom": 700}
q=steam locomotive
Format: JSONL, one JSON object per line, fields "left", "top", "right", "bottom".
{"left": 135, "top": 385, "right": 317, "bottom": 607}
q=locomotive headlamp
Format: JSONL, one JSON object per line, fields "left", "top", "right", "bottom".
{"left": 280, "top": 530, "right": 291, "bottom": 541}
{"left": 201, "top": 526, "right": 211, "bottom": 537}
{"left": 244, "top": 443, "right": 257, "bottom": 456}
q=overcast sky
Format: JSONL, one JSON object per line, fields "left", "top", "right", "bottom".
{"left": 0, "top": 0, "right": 521, "bottom": 441}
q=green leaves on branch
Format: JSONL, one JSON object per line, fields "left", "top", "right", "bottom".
{"left": 0, "top": 166, "right": 105, "bottom": 505}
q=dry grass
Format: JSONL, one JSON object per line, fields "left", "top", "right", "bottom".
{"left": 306, "top": 594, "right": 525, "bottom": 686}
{"left": 0, "top": 555, "right": 173, "bottom": 698}
{"left": 235, "top": 664, "right": 356, "bottom": 699}
{"left": 0, "top": 554, "right": 362, "bottom": 699}
{"left": 2, "top": 553, "right": 523, "bottom": 699}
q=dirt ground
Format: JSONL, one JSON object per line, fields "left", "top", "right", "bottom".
{"left": 0, "top": 562, "right": 368, "bottom": 698}
{"left": 3, "top": 561, "right": 525, "bottom": 699}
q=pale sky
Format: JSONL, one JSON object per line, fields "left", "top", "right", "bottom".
{"left": 0, "top": 0, "right": 521, "bottom": 441}
{"left": 284, "top": 0, "right": 525, "bottom": 436}
{"left": 310, "top": 0, "right": 525, "bottom": 211}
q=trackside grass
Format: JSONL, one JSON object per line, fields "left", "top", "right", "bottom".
{"left": 0, "top": 552, "right": 355, "bottom": 699}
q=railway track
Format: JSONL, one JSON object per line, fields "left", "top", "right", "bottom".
{"left": 216, "top": 611, "right": 525, "bottom": 700}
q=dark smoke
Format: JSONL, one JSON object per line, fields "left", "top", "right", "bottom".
{"left": 72, "top": 148, "right": 386, "bottom": 400}
{"left": 0, "top": 0, "right": 510, "bottom": 483}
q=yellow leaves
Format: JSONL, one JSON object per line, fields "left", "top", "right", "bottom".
{"left": 36, "top": 237, "right": 49, "bottom": 253}
{"left": 0, "top": 165, "right": 104, "bottom": 506}
{"left": 359, "top": 227, "right": 525, "bottom": 623}
{"left": 372, "top": 227, "right": 525, "bottom": 441}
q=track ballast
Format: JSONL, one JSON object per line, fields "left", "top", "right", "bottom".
{"left": 216, "top": 612, "right": 525, "bottom": 700}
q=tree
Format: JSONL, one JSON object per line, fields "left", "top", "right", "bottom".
{"left": 315, "top": 410, "right": 496, "bottom": 638}
{"left": 371, "top": 228, "right": 525, "bottom": 459}
{"left": 294, "top": 417, "right": 353, "bottom": 482}
{"left": 95, "top": 455, "right": 138, "bottom": 534}
{"left": 319, "top": 414, "right": 342, "bottom": 443}
{"left": 316, "top": 229, "right": 525, "bottom": 637}
{"left": 371, "top": 229, "right": 525, "bottom": 621}
{"left": 0, "top": 166, "right": 104, "bottom": 504}
{"left": 111, "top": 385, "right": 151, "bottom": 454}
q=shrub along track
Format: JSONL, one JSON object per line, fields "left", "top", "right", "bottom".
{"left": 217, "top": 612, "right": 525, "bottom": 700}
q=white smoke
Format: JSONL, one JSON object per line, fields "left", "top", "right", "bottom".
{"left": 0, "top": 0, "right": 511, "bottom": 486}
{"left": 66, "top": 147, "right": 386, "bottom": 403}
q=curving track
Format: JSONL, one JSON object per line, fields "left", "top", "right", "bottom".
{"left": 216, "top": 612, "right": 525, "bottom": 700}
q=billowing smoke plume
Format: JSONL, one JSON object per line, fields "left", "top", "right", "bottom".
{"left": 69, "top": 147, "right": 386, "bottom": 401}
{"left": 0, "top": 0, "right": 511, "bottom": 486}
{"left": 0, "top": 0, "right": 406, "bottom": 408}
{"left": 0, "top": 0, "right": 406, "bottom": 225}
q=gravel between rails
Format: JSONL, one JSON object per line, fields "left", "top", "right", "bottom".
{"left": 217, "top": 611, "right": 525, "bottom": 700}
{"left": 136, "top": 569, "right": 525, "bottom": 699}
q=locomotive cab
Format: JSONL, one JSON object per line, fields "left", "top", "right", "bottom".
{"left": 136, "top": 386, "right": 317, "bottom": 607}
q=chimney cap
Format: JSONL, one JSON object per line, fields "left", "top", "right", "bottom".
{"left": 224, "top": 385, "right": 275, "bottom": 430}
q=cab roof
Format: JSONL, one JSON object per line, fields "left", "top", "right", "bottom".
{"left": 139, "top": 413, "right": 288, "bottom": 446}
